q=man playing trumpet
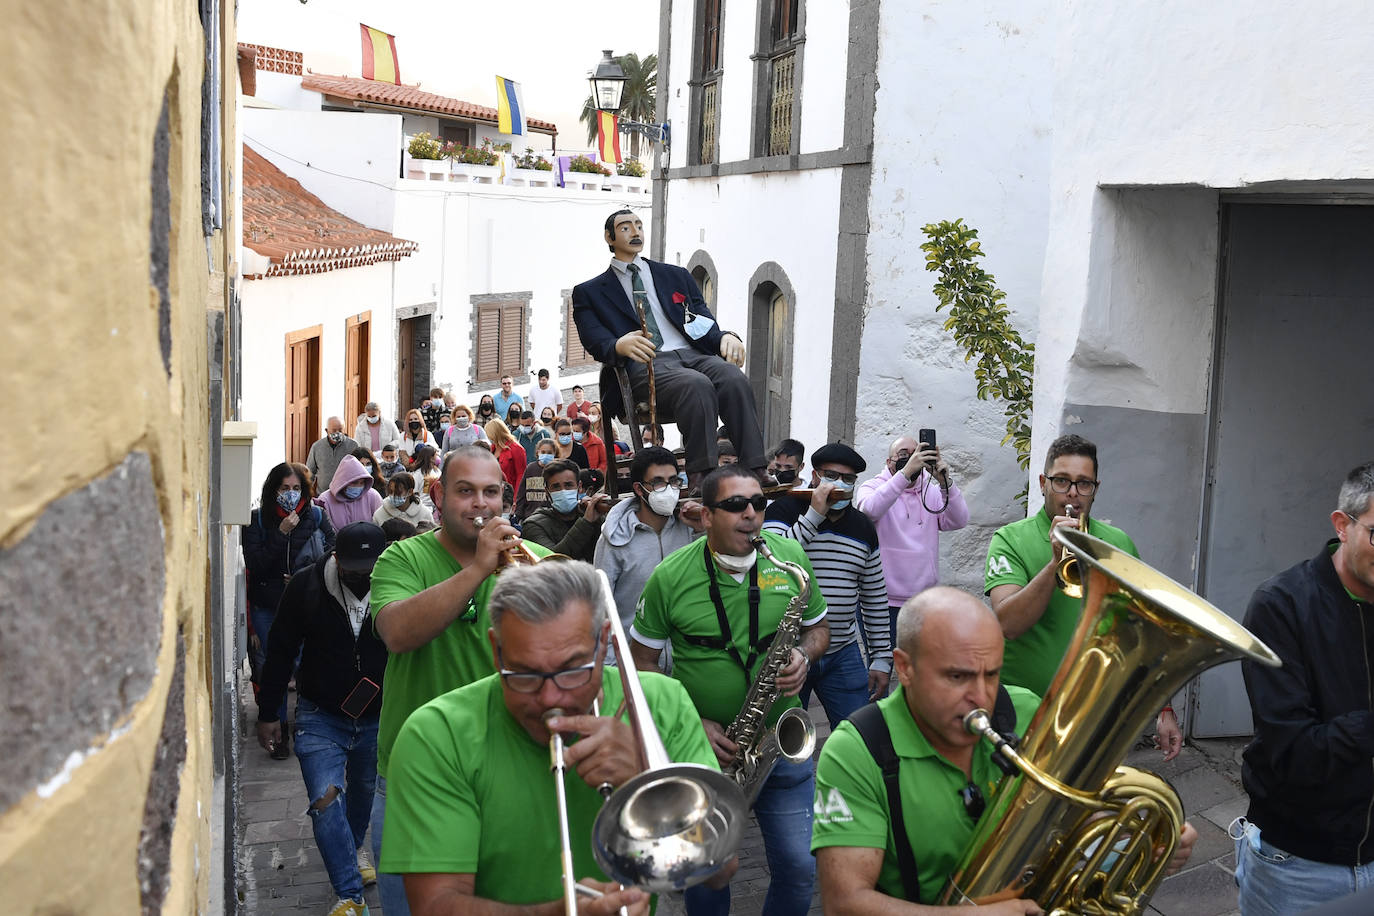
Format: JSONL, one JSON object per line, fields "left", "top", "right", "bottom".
{"left": 380, "top": 561, "right": 728, "bottom": 914}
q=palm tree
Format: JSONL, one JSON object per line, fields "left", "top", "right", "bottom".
{"left": 579, "top": 52, "right": 658, "bottom": 161}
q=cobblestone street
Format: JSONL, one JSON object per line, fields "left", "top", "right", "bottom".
{"left": 235, "top": 677, "right": 1246, "bottom": 915}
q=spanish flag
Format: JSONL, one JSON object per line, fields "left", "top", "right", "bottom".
{"left": 596, "top": 111, "right": 623, "bottom": 164}
{"left": 495, "top": 76, "right": 525, "bottom": 136}
{"left": 360, "top": 24, "right": 400, "bottom": 84}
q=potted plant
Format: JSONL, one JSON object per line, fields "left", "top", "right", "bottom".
{"left": 607, "top": 157, "right": 650, "bottom": 194}
{"left": 447, "top": 138, "right": 503, "bottom": 183}
{"left": 510, "top": 149, "right": 556, "bottom": 187}
{"left": 405, "top": 132, "right": 449, "bottom": 180}
{"left": 565, "top": 154, "right": 607, "bottom": 190}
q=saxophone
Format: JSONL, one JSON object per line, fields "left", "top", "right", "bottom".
{"left": 723, "top": 535, "right": 818, "bottom": 807}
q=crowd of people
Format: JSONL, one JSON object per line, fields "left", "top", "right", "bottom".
{"left": 238, "top": 206, "right": 1372, "bottom": 916}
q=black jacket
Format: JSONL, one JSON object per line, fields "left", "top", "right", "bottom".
{"left": 1242, "top": 540, "right": 1374, "bottom": 865}
{"left": 242, "top": 505, "right": 336, "bottom": 613}
{"left": 256, "top": 555, "right": 388, "bottom": 722}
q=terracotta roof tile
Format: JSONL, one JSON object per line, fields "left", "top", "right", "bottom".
{"left": 242, "top": 145, "right": 417, "bottom": 279}
{"left": 301, "top": 73, "right": 558, "bottom": 135}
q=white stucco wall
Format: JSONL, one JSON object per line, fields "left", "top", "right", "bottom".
{"left": 243, "top": 108, "right": 403, "bottom": 232}
{"left": 249, "top": 71, "right": 322, "bottom": 112}
{"left": 239, "top": 262, "right": 398, "bottom": 489}
{"left": 1033, "top": 0, "right": 1374, "bottom": 479}
{"left": 796, "top": 1, "right": 848, "bottom": 155}
{"left": 662, "top": 169, "right": 843, "bottom": 456}
{"left": 857, "top": 2, "right": 1054, "bottom": 589}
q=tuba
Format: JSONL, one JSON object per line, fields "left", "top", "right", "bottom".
{"left": 940, "top": 528, "right": 1280, "bottom": 915}
{"left": 722, "top": 536, "right": 818, "bottom": 807}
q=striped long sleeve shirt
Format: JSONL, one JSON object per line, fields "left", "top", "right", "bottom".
{"left": 763, "top": 500, "right": 892, "bottom": 672}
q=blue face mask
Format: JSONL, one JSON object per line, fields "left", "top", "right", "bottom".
{"left": 550, "top": 489, "right": 580, "bottom": 514}
{"left": 277, "top": 490, "right": 302, "bottom": 511}
{"left": 343, "top": 484, "right": 366, "bottom": 500}
{"left": 832, "top": 499, "right": 852, "bottom": 511}
{"left": 389, "top": 494, "right": 408, "bottom": 508}
{"left": 537, "top": 453, "right": 554, "bottom": 465}
{"left": 558, "top": 434, "right": 572, "bottom": 446}
{"left": 572, "top": 431, "right": 584, "bottom": 442}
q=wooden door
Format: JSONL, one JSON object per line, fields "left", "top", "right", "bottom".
{"left": 285, "top": 325, "right": 322, "bottom": 465}
{"left": 345, "top": 311, "right": 371, "bottom": 428}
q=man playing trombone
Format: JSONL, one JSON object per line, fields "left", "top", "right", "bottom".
{"left": 380, "top": 561, "right": 732, "bottom": 914}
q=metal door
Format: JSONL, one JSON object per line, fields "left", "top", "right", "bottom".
{"left": 1194, "top": 202, "right": 1374, "bottom": 736}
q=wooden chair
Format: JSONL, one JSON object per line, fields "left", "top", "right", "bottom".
{"left": 601, "top": 363, "right": 681, "bottom": 496}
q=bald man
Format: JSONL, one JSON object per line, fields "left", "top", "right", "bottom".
{"left": 811, "top": 587, "right": 1195, "bottom": 913}
{"left": 307, "top": 416, "right": 360, "bottom": 490}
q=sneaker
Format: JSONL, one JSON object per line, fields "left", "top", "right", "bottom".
{"left": 326, "top": 898, "right": 369, "bottom": 916}
{"left": 356, "top": 847, "right": 377, "bottom": 886}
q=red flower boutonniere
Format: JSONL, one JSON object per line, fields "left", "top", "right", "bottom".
{"left": 672, "top": 292, "right": 687, "bottom": 305}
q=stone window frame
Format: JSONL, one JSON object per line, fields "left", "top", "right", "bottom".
{"left": 688, "top": 0, "right": 727, "bottom": 166}
{"left": 560, "top": 289, "right": 598, "bottom": 372}
{"left": 469, "top": 292, "right": 532, "bottom": 387}
{"left": 686, "top": 249, "right": 720, "bottom": 313}
{"left": 749, "top": 0, "right": 805, "bottom": 160}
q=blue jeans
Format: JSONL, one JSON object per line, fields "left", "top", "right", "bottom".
{"left": 684, "top": 756, "right": 816, "bottom": 915}
{"left": 294, "top": 698, "right": 378, "bottom": 903}
{"left": 370, "top": 774, "right": 411, "bottom": 916}
{"left": 1232, "top": 817, "right": 1374, "bottom": 915}
{"left": 249, "top": 604, "right": 288, "bottom": 723}
{"left": 798, "top": 641, "right": 870, "bottom": 730}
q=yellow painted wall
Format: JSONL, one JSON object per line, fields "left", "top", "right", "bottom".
{"left": 0, "top": 0, "right": 235, "bottom": 911}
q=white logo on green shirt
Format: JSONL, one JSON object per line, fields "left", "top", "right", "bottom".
{"left": 988, "top": 555, "right": 1013, "bottom": 577}
{"left": 814, "top": 787, "right": 853, "bottom": 823}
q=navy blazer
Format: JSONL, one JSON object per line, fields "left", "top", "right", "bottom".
{"left": 571, "top": 259, "right": 726, "bottom": 418}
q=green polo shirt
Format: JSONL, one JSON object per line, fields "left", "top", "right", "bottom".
{"left": 811, "top": 685, "right": 1040, "bottom": 903}
{"left": 380, "top": 667, "right": 717, "bottom": 904}
{"left": 369, "top": 529, "right": 551, "bottom": 777}
{"left": 632, "top": 532, "right": 828, "bottom": 727}
{"left": 984, "top": 510, "right": 1138, "bottom": 695}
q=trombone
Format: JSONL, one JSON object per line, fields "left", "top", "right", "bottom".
{"left": 545, "top": 569, "right": 748, "bottom": 913}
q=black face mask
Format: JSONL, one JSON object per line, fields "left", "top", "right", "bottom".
{"left": 408, "top": 421, "right": 422, "bottom": 432}
{"left": 338, "top": 570, "right": 372, "bottom": 595}
{"left": 893, "top": 455, "right": 910, "bottom": 473}
{"left": 774, "top": 469, "right": 797, "bottom": 484}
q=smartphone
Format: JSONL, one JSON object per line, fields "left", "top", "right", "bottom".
{"left": 340, "top": 677, "right": 381, "bottom": 718}
{"left": 918, "top": 428, "right": 937, "bottom": 450}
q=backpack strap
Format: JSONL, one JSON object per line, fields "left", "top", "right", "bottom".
{"left": 988, "top": 685, "right": 1021, "bottom": 776}
{"left": 846, "top": 703, "right": 921, "bottom": 902}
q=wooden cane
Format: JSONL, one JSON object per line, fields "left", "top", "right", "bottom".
{"left": 631, "top": 298, "right": 657, "bottom": 437}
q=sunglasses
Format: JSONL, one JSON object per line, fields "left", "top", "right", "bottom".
{"left": 709, "top": 494, "right": 768, "bottom": 513}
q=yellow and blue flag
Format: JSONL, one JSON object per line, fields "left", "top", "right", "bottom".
{"left": 495, "top": 76, "right": 525, "bottom": 135}
{"left": 360, "top": 24, "right": 400, "bottom": 84}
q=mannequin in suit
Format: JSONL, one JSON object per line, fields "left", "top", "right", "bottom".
{"left": 572, "top": 209, "right": 766, "bottom": 483}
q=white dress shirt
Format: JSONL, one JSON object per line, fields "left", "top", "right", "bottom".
{"left": 608, "top": 256, "right": 693, "bottom": 354}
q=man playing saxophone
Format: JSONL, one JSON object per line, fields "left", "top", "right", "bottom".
{"left": 812, "top": 587, "right": 1196, "bottom": 914}
{"left": 630, "top": 464, "right": 829, "bottom": 915}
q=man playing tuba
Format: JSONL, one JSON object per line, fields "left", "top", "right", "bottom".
{"left": 630, "top": 465, "right": 829, "bottom": 915}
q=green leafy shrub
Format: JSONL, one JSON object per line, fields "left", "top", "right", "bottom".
{"left": 568, "top": 155, "right": 606, "bottom": 174}
{"left": 407, "top": 132, "right": 442, "bottom": 160}
{"left": 920, "top": 219, "right": 1035, "bottom": 494}
{"left": 514, "top": 150, "right": 554, "bottom": 171}
{"left": 443, "top": 139, "right": 499, "bottom": 166}
{"left": 617, "top": 159, "right": 646, "bottom": 177}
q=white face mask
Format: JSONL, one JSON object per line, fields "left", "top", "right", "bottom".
{"left": 712, "top": 549, "right": 757, "bottom": 573}
{"left": 645, "top": 486, "right": 679, "bottom": 517}
{"left": 366, "top": 414, "right": 380, "bottom": 424}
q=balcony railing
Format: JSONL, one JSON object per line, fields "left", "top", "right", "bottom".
{"left": 767, "top": 51, "right": 796, "bottom": 157}
{"left": 699, "top": 79, "right": 719, "bottom": 165}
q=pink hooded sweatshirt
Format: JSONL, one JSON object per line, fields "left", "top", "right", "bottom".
{"left": 854, "top": 467, "right": 970, "bottom": 606}
{"left": 315, "top": 455, "right": 383, "bottom": 530}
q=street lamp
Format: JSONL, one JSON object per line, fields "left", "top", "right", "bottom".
{"left": 588, "top": 50, "right": 669, "bottom": 150}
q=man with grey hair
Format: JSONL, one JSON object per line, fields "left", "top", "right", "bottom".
{"left": 811, "top": 586, "right": 1194, "bottom": 911}
{"left": 380, "top": 560, "right": 730, "bottom": 914}
{"left": 1235, "top": 460, "right": 1374, "bottom": 916}
{"left": 354, "top": 401, "right": 400, "bottom": 458}
{"left": 308, "top": 416, "right": 360, "bottom": 490}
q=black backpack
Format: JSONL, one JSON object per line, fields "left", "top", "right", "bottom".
{"left": 844, "top": 686, "right": 1020, "bottom": 902}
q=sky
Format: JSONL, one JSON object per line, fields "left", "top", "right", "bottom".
{"left": 238, "top": 0, "right": 660, "bottom": 153}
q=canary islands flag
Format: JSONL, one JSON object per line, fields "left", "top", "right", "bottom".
{"left": 360, "top": 24, "right": 400, "bottom": 84}
{"left": 596, "top": 111, "right": 623, "bottom": 164}
{"left": 495, "top": 76, "right": 525, "bottom": 135}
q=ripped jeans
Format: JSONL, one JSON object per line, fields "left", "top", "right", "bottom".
{"left": 1232, "top": 817, "right": 1374, "bottom": 915}
{"left": 294, "top": 697, "right": 379, "bottom": 902}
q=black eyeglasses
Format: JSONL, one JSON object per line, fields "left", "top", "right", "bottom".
{"left": 958, "top": 782, "right": 985, "bottom": 821}
{"left": 819, "top": 470, "right": 859, "bottom": 485}
{"left": 1345, "top": 513, "right": 1374, "bottom": 547}
{"left": 709, "top": 494, "right": 768, "bottom": 513}
{"left": 497, "top": 638, "right": 602, "bottom": 694}
{"left": 1046, "top": 476, "right": 1099, "bottom": 496}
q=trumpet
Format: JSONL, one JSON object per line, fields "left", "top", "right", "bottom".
{"left": 473, "top": 515, "right": 569, "bottom": 566}
{"left": 545, "top": 569, "right": 748, "bottom": 914}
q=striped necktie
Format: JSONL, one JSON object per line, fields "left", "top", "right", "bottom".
{"left": 627, "top": 263, "right": 664, "bottom": 349}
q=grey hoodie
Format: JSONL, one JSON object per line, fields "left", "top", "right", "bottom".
{"left": 593, "top": 496, "right": 700, "bottom": 629}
